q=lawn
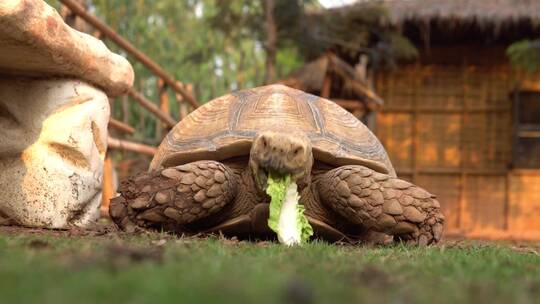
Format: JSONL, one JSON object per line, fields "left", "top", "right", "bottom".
{"left": 0, "top": 225, "right": 538, "bottom": 304}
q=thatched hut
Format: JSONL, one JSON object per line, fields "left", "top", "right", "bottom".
{"left": 279, "top": 52, "right": 383, "bottom": 126}
{"left": 338, "top": 0, "right": 540, "bottom": 240}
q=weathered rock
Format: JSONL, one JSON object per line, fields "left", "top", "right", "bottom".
{"left": 0, "top": 0, "right": 133, "bottom": 96}
{"left": 0, "top": 78, "right": 109, "bottom": 228}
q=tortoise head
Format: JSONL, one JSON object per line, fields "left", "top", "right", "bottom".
{"left": 249, "top": 131, "right": 313, "bottom": 192}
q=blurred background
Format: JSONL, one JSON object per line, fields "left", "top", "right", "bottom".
{"left": 47, "top": 0, "right": 540, "bottom": 240}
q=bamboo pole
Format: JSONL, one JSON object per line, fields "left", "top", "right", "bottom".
{"left": 458, "top": 65, "right": 469, "bottom": 230}
{"left": 333, "top": 99, "right": 366, "bottom": 111}
{"left": 108, "top": 118, "right": 135, "bottom": 134}
{"left": 100, "top": 155, "right": 115, "bottom": 217}
{"left": 321, "top": 73, "right": 332, "bottom": 98}
{"left": 156, "top": 78, "right": 170, "bottom": 139}
{"left": 380, "top": 107, "right": 508, "bottom": 114}
{"left": 175, "top": 81, "right": 192, "bottom": 120}
{"left": 108, "top": 136, "right": 157, "bottom": 156}
{"left": 58, "top": 0, "right": 199, "bottom": 108}
{"left": 127, "top": 88, "right": 176, "bottom": 128}
{"left": 121, "top": 94, "right": 129, "bottom": 123}
{"left": 411, "top": 67, "right": 420, "bottom": 184}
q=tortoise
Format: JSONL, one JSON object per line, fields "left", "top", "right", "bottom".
{"left": 110, "top": 84, "right": 444, "bottom": 245}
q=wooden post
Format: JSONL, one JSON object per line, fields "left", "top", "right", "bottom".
{"left": 109, "top": 118, "right": 135, "bottom": 134}
{"left": 108, "top": 136, "right": 157, "bottom": 155}
{"left": 180, "top": 103, "right": 189, "bottom": 120}
{"left": 100, "top": 154, "right": 115, "bottom": 217}
{"left": 458, "top": 65, "right": 469, "bottom": 230}
{"left": 121, "top": 94, "right": 129, "bottom": 124}
{"left": 127, "top": 88, "right": 176, "bottom": 128}
{"left": 321, "top": 70, "right": 332, "bottom": 99}
{"left": 176, "top": 82, "right": 194, "bottom": 120}
{"left": 156, "top": 78, "right": 170, "bottom": 139}
{"left": 264, "top": 0, "right": 277, "bottom": 83}
{"left": 411, "top": 66, "right": 420, "bottom": 184}
{"left": 59, "top": 0, "right": 199, "bottom": 108}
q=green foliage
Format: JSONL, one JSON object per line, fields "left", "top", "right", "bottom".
{"left": 42, "top": 0, "right": 414, "bottom": 141}
{"left": 297, "top": 2, "right": 418, "bottom": 66}
{"left": 507, "top": 39, "right": 540, "bottom": 73}
{"left": 45, "top": 0, "right": 304, "bottom": 141}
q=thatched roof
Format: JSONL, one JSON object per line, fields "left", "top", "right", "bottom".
{"left": 280, "top": 52, "right": 383, "bottom": 109}
{"left": 343, "top": 0, "right": 540, "bottom": 28}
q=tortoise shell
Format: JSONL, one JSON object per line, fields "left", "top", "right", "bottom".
{"left": 150, "top": 84, "right": 396, "bottom": 177}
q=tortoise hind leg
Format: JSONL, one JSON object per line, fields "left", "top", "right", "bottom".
{"left": 317, "top": 165, "right": 445, "bottom": 245}
{"left": 109, "top": 161, "right": 238, "bottom": 233}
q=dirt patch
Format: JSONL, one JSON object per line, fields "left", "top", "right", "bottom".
{"left": 282, "top": 278, "right": 314, "bottom": 304}
{"left": 350, "top": 264, "right": 392, "bottom": 288}
{"left": 0, "top": 220, "right": 117, "bottom": 237}
{"left": 27, "top": 239, "right": 51, "bottom": 250}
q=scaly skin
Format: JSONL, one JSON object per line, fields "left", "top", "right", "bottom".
{"left": 109, "top": 161, "right": 238, "bottom": 233}
{"left": 110, "top": 131, "right": 445, "bottom": 245}
{"left": 317, "top": 165, "right": 445, "bottom": 245}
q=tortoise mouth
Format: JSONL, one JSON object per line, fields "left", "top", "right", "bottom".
{"left": 252, "top": 161, "right": 310, "bottom": 194}
{"left": 260, "top": 161, "right": 299, "bottom": 178}
{"left": 249, "top": 131, "right": 313, "bottom": 193}
{"left": 257, "top": 165, "right": 292, "bottom": 190}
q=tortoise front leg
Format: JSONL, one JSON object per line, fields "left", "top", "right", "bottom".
{"left": 109, "top": 161, "right": 238, "bottom": 233}
{"left": 317, "top": 165, "right": 445, "bottom": 245}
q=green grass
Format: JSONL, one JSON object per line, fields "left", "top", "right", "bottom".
{"left": 0, "top": 229, "right": 539, "bottom": 304}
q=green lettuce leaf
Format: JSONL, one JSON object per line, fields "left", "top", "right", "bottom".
{"left": 266, "top": 173, "right": 313, "bottom": 245}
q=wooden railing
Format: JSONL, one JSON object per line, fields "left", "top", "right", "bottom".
{"left": 59, "top": 0, "right": 198, "bottom": 153}
{"left": 58, "top": 0, "right": 200, "bottom": 215}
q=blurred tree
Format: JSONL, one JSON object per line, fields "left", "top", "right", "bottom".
{"left": 46, "top": 0, "right": 299, "bottom": 141}
{"left": 44, "top": 0, "right": 414, "bottom": 141}
{"left": 264, "top": 0, "right": 277, "bottom": 83}
{"left": 507, "top": 39, "right": 540, "bottom": 73}
{"left": 208, "top": 0, "right": 314, "bottom": 84}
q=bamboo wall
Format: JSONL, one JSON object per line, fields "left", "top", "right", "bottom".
{"left": 375, "top": 64, "right": 540, "bottom": 240}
